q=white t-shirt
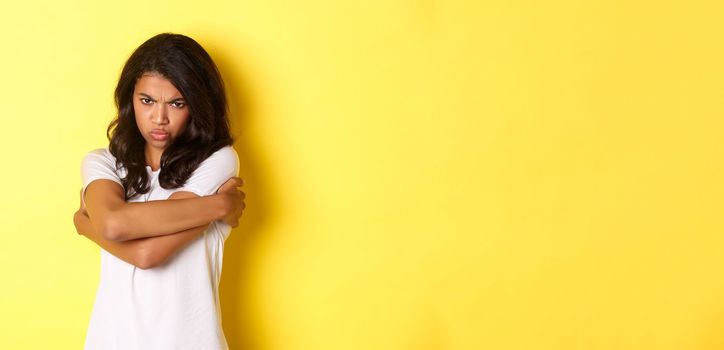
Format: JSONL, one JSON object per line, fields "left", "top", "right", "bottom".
{"left": 80, "top": 146, "right": 239, "bottom": 350}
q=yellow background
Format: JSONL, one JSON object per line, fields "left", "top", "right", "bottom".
{"left": 1, "top": 1, "right": 723, "bottom": 349}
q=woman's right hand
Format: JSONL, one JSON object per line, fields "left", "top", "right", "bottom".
{"left": 217, "top": 177, "right": 246, "bottom": 227}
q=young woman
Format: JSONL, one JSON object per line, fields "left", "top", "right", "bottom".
{"left": 73, "top": 33, "right": 245, "bottom": 350}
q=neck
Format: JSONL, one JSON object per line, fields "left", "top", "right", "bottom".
{"left": 145, "top": 146, "right": 163, "bottom": 171}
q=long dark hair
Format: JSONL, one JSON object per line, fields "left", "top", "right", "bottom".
{"left": 107, "top": 33, "right": 233, "bottom": 200}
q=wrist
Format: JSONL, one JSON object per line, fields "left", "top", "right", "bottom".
{"left": 215, "top": 193, "right": 231, "bottom": 220}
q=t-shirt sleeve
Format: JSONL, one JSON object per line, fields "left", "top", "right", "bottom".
{"left": 81, "top": 148, "right": 123, "bottom": 207}
{"left": 176, "top": 146, "right": 240, "bottom": 197}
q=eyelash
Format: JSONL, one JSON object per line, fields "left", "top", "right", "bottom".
{"left": 140, "top": 98, "right": 186, "bottom": 108}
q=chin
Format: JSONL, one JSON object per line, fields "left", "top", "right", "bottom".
{"left": 146, "top": 139, "right": 170, "bottom": 148}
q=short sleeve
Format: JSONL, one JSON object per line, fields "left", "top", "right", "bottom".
{"left": 176, "top": 146, "right": 240, "bottom": 197}
{"left": 81, "top": 148, "right": 124, "bottom": 207}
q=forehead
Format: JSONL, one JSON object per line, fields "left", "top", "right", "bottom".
{"left": 134, "top": 73, "right": 182, "bottom": 97}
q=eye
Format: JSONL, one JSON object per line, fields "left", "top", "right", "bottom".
{"left": 140, "top": 98, "right": 153, "bottom": 105}
{"left": 171, "top": 101, "right": 186, "bottom": 108}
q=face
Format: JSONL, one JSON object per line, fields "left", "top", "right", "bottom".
{"left": 133, "top": 73, "right": 190, "bottom": 159}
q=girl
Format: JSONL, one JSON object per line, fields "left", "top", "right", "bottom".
{"left": 73, "top": 33, "right": 245, "bottom": 350}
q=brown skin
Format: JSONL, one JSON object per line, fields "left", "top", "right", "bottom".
{"left": 134, "top": 73, "right": 190, "bottom": 170}
{"left": 83, "top": 178, "right": 245, "bottom": 241}
{"left": 74, "top": 177, "right": 245, "bottom": 269}
{"left": 75, "top": 73, "right": 246, "bottom": 268}
{"left": 82, "top": 73, "right": 245, "bottom": 242}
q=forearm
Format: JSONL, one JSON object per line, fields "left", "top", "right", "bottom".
{"left": 115, "top": 196, "right": 222, "bottom": 236}
{"left": 75, "top": 210, "right": 208, "bottom": 269}
{"left": 75, "top": 210, "right": 145, "bottom": 266}
{"left": 85, "top": 180, "right": 231, "bottom": 241}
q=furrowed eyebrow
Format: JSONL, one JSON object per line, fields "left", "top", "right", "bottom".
{"left": 138, "top": 93, "right": 185, "bottom": 103}
{"left": 138, "top": 93, "right": 156, "bottom": 101}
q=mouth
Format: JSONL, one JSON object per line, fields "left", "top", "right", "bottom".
{"left": 150, "top": 129, "right": 169, "bottom": 141}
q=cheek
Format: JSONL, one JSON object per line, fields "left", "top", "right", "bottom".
{"left": 175, "top": 111, "right": 191, "bottom": 133}
{"left": 132, "top": 102, "right": 146, "bottom": 125}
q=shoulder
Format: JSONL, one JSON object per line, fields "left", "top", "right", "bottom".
{"left": 81, "top": 147, "right": 124, "bottom": 187}
{"left": 207, "top": 145, "right": 237, "bottom": 163}
{"left": 176, "top": 146, "right": 239, "bottom": 195}
{"left": 85, "top": 147, "right": 114, "bottom": 158}
{"left": 82, "top": 148, "right": 117, "bottom": 168}
{"left": 198, "top": 145, "right": 239, "bottom": 171}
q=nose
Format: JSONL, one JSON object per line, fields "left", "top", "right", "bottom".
{"left": 152, "top": 104, "right": 169, "bottom": 125}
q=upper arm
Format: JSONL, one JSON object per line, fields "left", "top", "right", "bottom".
{"left": 80, "top": 149, "right": 127, "bottom": 238}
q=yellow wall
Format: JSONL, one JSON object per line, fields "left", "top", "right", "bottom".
{"left": 1, "top": 0, "right": 723, "bottom": 349}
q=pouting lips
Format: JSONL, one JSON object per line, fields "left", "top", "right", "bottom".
{"left": 150, "top": 131, "right": 169, "bottom": 141}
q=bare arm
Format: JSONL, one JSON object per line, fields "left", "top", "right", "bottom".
{"left": 74, "top": 207, "right": 207, "bottom": 269}
{"left": 83, "top": 178, "right": 244, "bottom": 241}
{"left": 75, "top": 184, "right": 243, "bottom": 269}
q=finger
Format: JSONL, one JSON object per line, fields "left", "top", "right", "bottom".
{"left": 226, "top": 179, "right": 244, "bottom": 191}
{"left": 218, "top": 177, "right": 240, "bottom": 193}
{"left": 232, "top": 177, "right": 244, "bottom": 187}
{"left": 228, "top": 177, "right": 244, "bottom": 188}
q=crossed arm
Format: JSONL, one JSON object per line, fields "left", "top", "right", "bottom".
{"left": 73, "top": 177, "right": 245, "bottom": 269}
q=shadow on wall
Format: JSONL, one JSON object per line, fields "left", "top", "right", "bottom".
{"left": 211, "top": 43, "right": 271, "bottom": 350}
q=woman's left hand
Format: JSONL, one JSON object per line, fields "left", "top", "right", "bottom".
{"left": 217, "top": 177, "right": 245, "bottom": 227}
